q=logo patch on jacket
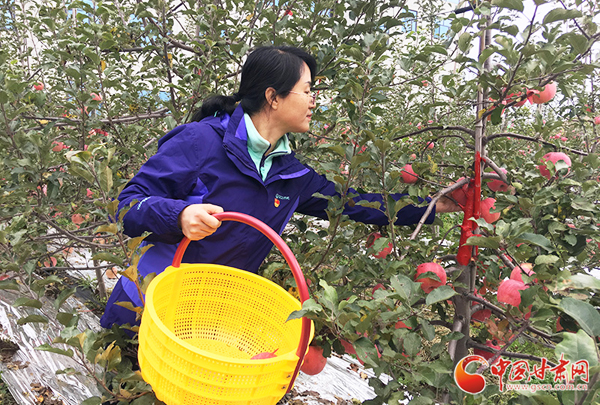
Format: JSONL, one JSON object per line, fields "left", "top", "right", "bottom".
{"left": 274, "top": 194, "right": 289, "bottom": 208}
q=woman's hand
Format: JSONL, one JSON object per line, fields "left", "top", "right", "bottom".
{"left": 435, "top": 196, "right": 462, "bottom": 213}
{"left": 178, "top": 204, "right": 224, "bottom": 240}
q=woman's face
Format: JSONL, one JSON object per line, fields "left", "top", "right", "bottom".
{"left": 274, "top": 63, "right": 315, "bottom": 134}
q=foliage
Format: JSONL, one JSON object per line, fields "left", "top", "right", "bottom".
{"left": 0, "top": 0, "right": 599, "bottom": 403}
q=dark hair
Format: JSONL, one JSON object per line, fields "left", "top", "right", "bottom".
{"left": 190, "top": 46, "right": 317, "bottom": 122}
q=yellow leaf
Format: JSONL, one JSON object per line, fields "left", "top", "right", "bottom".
{"left": 122, "top": 265, "right": 138, "bottom": 282}
{"left": 100, "top": 60, "right": 106, "bottom": 72}
{"left": 39, "top": 120, "right": 49, "bottom": 125}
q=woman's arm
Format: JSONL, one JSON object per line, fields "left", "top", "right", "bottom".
{"left": 117, "top": 124, "right": 211, "bottom": 243}
{"left": 295, "top": 166, "right": 438, "bottom": 226}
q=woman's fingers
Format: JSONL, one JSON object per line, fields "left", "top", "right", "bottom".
{"left": 179, "top": 204, "right": 224, "bottom": 240}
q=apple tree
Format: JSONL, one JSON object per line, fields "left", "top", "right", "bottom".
{"left": 0, "top": 0, "right": 599, "bottom": 404}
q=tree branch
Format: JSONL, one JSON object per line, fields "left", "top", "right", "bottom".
{"left": 485, "top": 133, "right": 588, "bottom": 156}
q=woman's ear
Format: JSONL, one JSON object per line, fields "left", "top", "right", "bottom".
{"left": 264, "top": 87, "right": 278, "bottom": 110}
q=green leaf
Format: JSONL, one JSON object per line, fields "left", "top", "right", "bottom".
{"left": 559, "top": 297, "right": 600, "bottom": 337}
{"left": 17, "top": 314, "right": 48, "bottom": 325}
{"left": 13, "top": 298, "right": 43, "bottom": 309}
{"left": 91, "top": 252, "right": 123, "bottom": 266}
{"left": 99, "top": 165, "right": 113, "bottom": 192}
{"left": 465, "top": 236, "right": 501, "bottom": 249}
{"left": 555, "top": 329, "right": 599, "bottom": 368}
{"left": 286, "top": 298, "right": 322, "bottom": 321}
{"left": 319, "top": 279, "right": 338, "bottom": 307}
{"left": 425, "top": 286, "right": 457, "bottom": 305}
{"left": 535, "top": 255, "right": 559, "bottom": 265}
{"left": 515, "top": 233, "right": 554, "bottom": 252}
{"left": 94, "top": 223, "right": 118, "bottom": 234}
{"left": 564, "top": 274, "right": 600, "bottom": 291}
{"left": 36, "top": 343, "right": 74, "bottom": 357}
{"left": 492, "top": 0, "right": 524, "bottom": 12}
{"left": 390, "top": 274, "right": 415, "bottom": 302}
{"left": 543, "top": 8, "right": 583, "bottom": 25}
{"left": 54, "top": 287, "right": 76, "bottom": 311}
{"left": 354, "top": 336, "right": 378, "bottom": 362}
{"left": 403, "top": 332, "right": 421, "bottom": 356}
{"left": 458, "top": 32, "right": 471, "bottom": 53}
{"left": 0, "top": 280, "right": 20, "bottom": 291}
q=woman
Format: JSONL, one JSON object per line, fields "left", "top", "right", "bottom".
{"left": 100, "top": 46, "right": 459, "bottom": 330}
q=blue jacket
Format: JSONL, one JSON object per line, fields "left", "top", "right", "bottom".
{"left": 100, "top": 105, "right": 435, "bottom": 328}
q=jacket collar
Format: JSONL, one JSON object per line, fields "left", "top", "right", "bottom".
{"left": 222, "top": 105, "right": 309, "bottom": 184}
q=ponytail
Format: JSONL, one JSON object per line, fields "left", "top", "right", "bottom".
{"left": 190, "top": 93, "right": 241, "bottom": 122}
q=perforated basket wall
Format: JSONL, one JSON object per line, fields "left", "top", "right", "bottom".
{"left": 138, "top": 263, "right": 312, "bottom": 405}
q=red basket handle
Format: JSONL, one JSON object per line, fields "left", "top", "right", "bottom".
{"left": 172, "top": 211, "right": 311, "bottom": 393}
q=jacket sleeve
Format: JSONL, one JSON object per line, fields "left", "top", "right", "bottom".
{"left": 295, "top": 165, "right": 436, "bottom": 226}
{"left": 117, "top": 124, "right": 205, "bottom": 243}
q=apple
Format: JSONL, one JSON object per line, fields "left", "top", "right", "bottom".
{"left": 33, "top": 82, "right": 44, "bottom": 91}
{"left": 395, "top": 321, "right": 412, "bottom": 329}
{"left": 506, "top": 92, "right": 528, "bottom": 107}
{"left": 471, "top": 292, "right": 491, "bottom": 322}
{"left": 372, "top": 283, "right": 386, "bottom": 295}
{"left": 410, "top": 153, "right": 417, "bottom": 160}
{"left": 473, "top": 340, "right": 501, "bottom": 363}
{"left": 528, "top": 82, "right": 557, "bottom": 104}
{"left": 537, "top": 152, "right": 572, "bottom": 179}
{"left": 300, "top": 346, "right": 327, "bottom": 375}
{"left": 414, "top": 262, "right": 447, "bottom": 293}
{"left": 366, "top": 232, "right": 393, "bottom": 259}
{"left": 450, "top": 177, "right": 469, "bottom": 207}
{"left": 401, "top": 164, "right": 418, "bottom": 183}
{"left": 487, "top": 168, "right": 509, "bottom": 192}
{"left": 595, "top": 116, "right": 600, "bottom": 125}
{"left": 251, "top": 348, "right": 278, "bottom": 359}
{"left": 497, "top": 279, "right": 527, "bottom": 307}
{"left": 340, "top": 339, "right": 356, "bottom": 356}
{"left": 480, "top": 198, "right": 500, "bottom": 224}
{"left": 90, "top": 92, "right": 102, "bottom": 101}
{"left": 427, "top": 142, "right": 434, "bottom": 149}
{"left": 510, "top": 263, "right": 535, "bottom": 283}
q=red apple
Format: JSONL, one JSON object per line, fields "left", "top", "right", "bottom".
{"left": 33, "top": 82, "right": 44, "bottom": 91}
{"left": 450, "top": 177, "right": 469, "bottom": 207}
{"left": 471, "top": 292, "right": 491, "bottom": 322}
{"left": 497, "top": 279, "right": 527, "bottom": 307}
{"left": 427, "top": 142, "right": 434, "bottom": 149}
{"left": 372, "top": 283, "right": 385, "bottom": 295}
{"left": 401, "top": 164, "right": 418, "bottom": 183}
{"left": 251, "top": 348, "right": 278, "bottom": 359}
{"left": 595, "top": 116, "right": 600, "bottom": 125}
{"left": 90, "top": 92, "right": 102, "bottom": 101}
{"left": 366, "top": 232, "right": 393, "bottom": 259}
{"left": 473, "top": 340, "right": 501, "bottom": 363}
{"left": 510, "top": 263, "right": 535, "bottom": 283}
{"left": 340, "top": 339, "right": 356, "bottom": 356}
{"left": 414, "top": 262, "right": 447, "bottom": 293}
{"left": 506, "top": 92, "right": 528, "bottom": 107}
{"left": 537, "top": 152, "right": 572, "bottom": 179}
{"left": 487, "top": 168, "right": 509, "bottom": 192}
{"left": 300, "top": 346, "right": 327, "bottom": 375}
{"left": 529, "top": 82, "right": 557, "bottom": 104}
{"left": 395, "top": 321, "right": 412, "bottom": 329}
{"left": 410, "top": 153, "right": 417, "bottom": 160}
{"left": 481, "top": 198, "right": 500, "bottom": 224}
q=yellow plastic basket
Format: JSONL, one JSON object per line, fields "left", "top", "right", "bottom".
{"left": 138, "top": 212, "right": 313, "bottom": 405}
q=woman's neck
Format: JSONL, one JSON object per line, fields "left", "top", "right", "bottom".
{"left": 248, "top": 111, "right": 285, "bottom": 155}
